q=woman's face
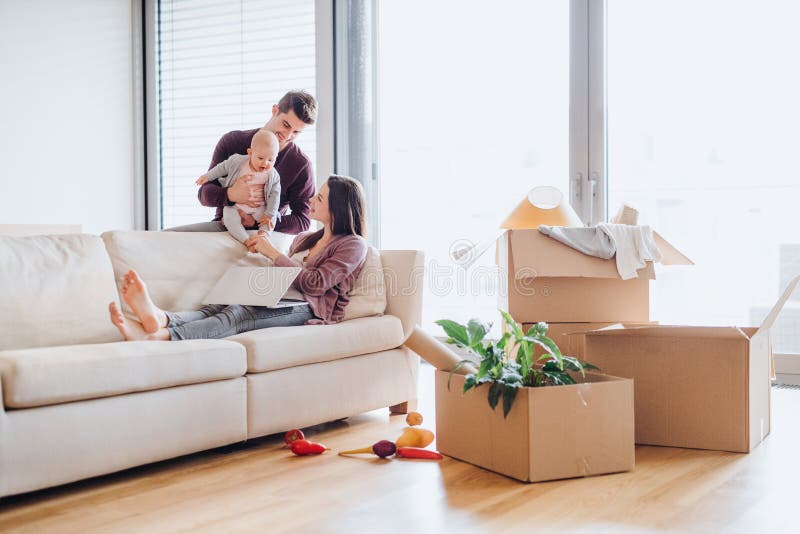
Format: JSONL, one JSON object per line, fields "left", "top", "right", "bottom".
{"left": 309, "top": 181, "right": 331, "bottom": 225}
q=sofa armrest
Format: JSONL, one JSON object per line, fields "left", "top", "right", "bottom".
{"left": 380, "top": 250, "right": 424, "bottom": 341}
{"left": 0, "top": 363, "right": 5, "bottom": 413}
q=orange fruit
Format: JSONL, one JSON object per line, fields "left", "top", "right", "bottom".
{"left": 405, "top": 412, "right": 423, "bottom": 426}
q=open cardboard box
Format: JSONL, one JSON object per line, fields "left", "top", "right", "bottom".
{"left": 498, "top": 229, "right": 691, "bottom": 323}
{"left": 435, "top": 370, "right": 635, "bottom": 483}
{"left": 579, "top": 275, "right": 800, "bottom": 453}
{"left": 522, "top": 321, "right": 657, "bottom": 360}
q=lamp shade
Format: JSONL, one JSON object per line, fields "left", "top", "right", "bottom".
{"left": 500, "top": 186, "right": 584, "bottom": 229}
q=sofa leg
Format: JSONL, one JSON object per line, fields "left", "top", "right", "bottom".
{"left": 389, "top": 399, "right": 418, "bottom": 415}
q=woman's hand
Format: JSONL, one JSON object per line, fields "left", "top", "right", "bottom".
{"left": 244, "top": 232, "right": 280, "bottom": 261}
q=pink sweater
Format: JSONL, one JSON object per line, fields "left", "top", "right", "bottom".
{"left": 274, "top": 232, "right": 368, "bottom": 324}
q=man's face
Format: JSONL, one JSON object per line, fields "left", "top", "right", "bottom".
{"left": 264, "top": 105, "right": 308, "bottom": 150}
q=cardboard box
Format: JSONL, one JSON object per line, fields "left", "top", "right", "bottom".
{"left": 522, "top": 321, "right": 656, "bottom": 360}
{"left": 497, "top": 229, "right": 690, "bottom": 323}
{"left": 435, "top": 370, "right": 635, "bottom": 482}
{"left": 581, "top": 275, "right": 798, "bottom": 453}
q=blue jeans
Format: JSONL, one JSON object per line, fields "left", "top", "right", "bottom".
{"left": 165, "top": 303, "right": 314, "bottom": 340}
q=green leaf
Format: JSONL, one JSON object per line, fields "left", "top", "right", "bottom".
{"left": 488, "top": 382, "right": 502, "bottom": 410}
{"left": 436, "top": 319, "right": 470, "bottom": 347}
{"left": 525, "top": 321, "right": 549, "bottom": 337}
{"left": 467, "top": 318, "right": 489, "bottom": 347}
{"left": 580, "top": 360, "right": 601, "bottom": 372}
{"left": 447, "top": 360, "right": 478, "bottom": 390}
{"left": 561, "top": 356, "right": 585, "bottom": 376}
{"left": 502, "top": 386, "right": 519, "bottom": 418}
{"left": 499, "top": 309, "right": 523, "bottom": 340}
{"left": 462, "top": 374, "right": 477, "bottom": 393}
{"left": 525, "top": 334, "right": 564, "bottom": 368}
{"left": 496, "top": 332, "right": 511, "bottom": 350}
{"left": 477, "top": 357, "right": 494, "bottom": 379}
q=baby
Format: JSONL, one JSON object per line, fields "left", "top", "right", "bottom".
{"left": 196, "top": 129, "right": 281, "bottom": 243}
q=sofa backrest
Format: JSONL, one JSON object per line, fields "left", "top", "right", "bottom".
{"left": 101, "top": 231, "right": 422, "bottom": 335}
{"left": 102, "top": 230, "right": 268, "bottom": 313}
{"left": 0, "top": 234, "right": 122, "bottom": 350}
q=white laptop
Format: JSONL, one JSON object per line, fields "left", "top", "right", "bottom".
{"left": 203, "top": 266, "right": 303, "bottom": 307}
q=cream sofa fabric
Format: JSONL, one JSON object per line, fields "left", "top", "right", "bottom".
{"left": 380, "top": 250, "right": 425, "bottom": 340}
{"left": 247, "top": 347, "right": 419, "bottom": 438}
{"left": 0, "top": 234, "right": 122, "bottom": 350}
{"left": 229, "top": 315, "right": 404, "bottom": 373}
{"left": 0, "top": 340, "right": 246, "bottom": 409}
{"left": 342, "top": 246, "right": 388, "bottom": 321}
{"left": 0, "top": 378, "right": 247, "bottom": 498}
{"left": 0, "top": 231, "right": 423, "bottom": 498}
{"left": 102, "top": 230, "right": 273, "bottom": 313}
{"left": 103, "top": 231, "right": 388, "bottom": 322}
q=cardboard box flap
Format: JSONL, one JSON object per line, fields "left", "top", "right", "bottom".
{"left": 509, "top": 229, "right": 656, "bottom": 280}
{"left": 585, "top": 324, "right": 751, "bottom": 340}
{"left": 653, "top": 231, "right": 694, "bottom": 266}
{"left": 757, "top": 274, "right": 800, "bottom": 334}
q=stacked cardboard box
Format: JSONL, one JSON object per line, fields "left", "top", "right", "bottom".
{"left": 580, "top": 275, "right": 798, "bottom": 453}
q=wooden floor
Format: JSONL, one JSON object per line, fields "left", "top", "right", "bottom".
{"left": 1, "top": 363, "right": 799, "bottom": 533}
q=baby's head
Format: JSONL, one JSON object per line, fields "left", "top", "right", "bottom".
{"left": 247, "top": 129, "right": 280, "bottom": 173}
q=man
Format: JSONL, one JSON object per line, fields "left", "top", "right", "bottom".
{"left": 169, "top": 90, "right": 317, "bottom": 234}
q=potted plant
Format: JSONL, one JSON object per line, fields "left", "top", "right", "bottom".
{"left": 437, "top": 311, "right": 600, "bottom": 418}
{"left": 433, "top": 311, "right": 635, "bottom": 483}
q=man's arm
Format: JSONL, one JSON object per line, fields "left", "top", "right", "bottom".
{"left": 275, "top": 163, "right": 314, "bottom": 234}
{"left": 198, "top": 135, "right": 232, "bottom": 208}
{"left": 198, "top": 137, "right": 263, "bottom": 208}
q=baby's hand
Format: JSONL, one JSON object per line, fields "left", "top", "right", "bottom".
{"left": 237, "top": 208, "right": 256, "bottom": 227}
{"left": 258, "top": 215, "right": 275, "bottom": 231}
{"left": 195, "top": 174, "right": 209, "bottom": 185}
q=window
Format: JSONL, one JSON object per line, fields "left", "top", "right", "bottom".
{"left": 377, "top": 1, "right": 570, "bottom": 332}
{"left": 156, "top": 0, "right": 316, "bottom": 229}
{"left": 606, "top": 0, "right": 800, "bottom": 354}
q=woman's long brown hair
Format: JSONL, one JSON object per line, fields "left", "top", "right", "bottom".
{"left": 294, "top": 174, "right": 367, "bottom": 253}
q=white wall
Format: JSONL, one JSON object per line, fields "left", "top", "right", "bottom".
{"left": 0, "top": 0, "right": 135, "bottom": 235}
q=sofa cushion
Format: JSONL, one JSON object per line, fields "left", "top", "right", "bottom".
{"left": 0, "top": 340, "right": 246, "bottom": 409}
{"left": 342, "top": 246, "right": 387, "bottom": 321}
{"left": 0, "top": 234, "right": 122, "bottom": 351}
{"left": 101, "top": 230, "right": 293, "bottom": 314}
{"left": 229, "top": 315, "right": 405, "bottom": 373}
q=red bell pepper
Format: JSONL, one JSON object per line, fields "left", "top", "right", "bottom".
{"left": 395, "top": 447, "right": 443, "bottom": 460}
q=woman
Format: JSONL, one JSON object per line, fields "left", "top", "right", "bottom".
{"left": 109, "top": 175, "right": 368, "bottom": 341}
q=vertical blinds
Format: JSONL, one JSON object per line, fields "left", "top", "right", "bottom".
{"left": 157, "top": 0, "right": 316, "bottom": 229}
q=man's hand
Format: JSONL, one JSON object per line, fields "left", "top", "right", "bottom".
{"left": 258, "top": 215, "right": 275, "bottom": 231}
{"left": 195, "top": 174, "right": 209, "bottom": 185}
{"left": 227, "top": 175, "right": 265, "bottom": 208}
{"left": 236, "top": 208, "right": 256, "bottom": 227}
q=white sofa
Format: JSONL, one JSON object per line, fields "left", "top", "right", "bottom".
{"left": 0, "top": 231, "right": 423, "bottom": 498}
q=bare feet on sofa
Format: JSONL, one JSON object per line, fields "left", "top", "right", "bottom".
{"left": 109, "top": 302, "right": 169, "bottom": 341}
{"left": 121, "top": 270, "right": 167, "bottom": 334}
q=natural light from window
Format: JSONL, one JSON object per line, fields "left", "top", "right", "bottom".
{"left": 378, "top": 1, "right": 570, "bottom": 334}
{"left": 607, "top": 0, "right": 800, "bottom": 352}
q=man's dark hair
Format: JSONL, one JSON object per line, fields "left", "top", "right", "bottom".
{"left": 278, "top": 90, "right": 318, "bottom": 125}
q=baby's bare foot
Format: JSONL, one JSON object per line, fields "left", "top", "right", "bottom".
{"left": 120, "top": 270, "right": 167, "bottom": 334}
{"left": 109, "top": 302, "right": 149, "bottom": 341}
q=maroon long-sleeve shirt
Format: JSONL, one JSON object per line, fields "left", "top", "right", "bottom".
{"left": 274, "top": 231, "right": 368, "bottom": 324}
{"left": 198, "top": 128, "right": 315, "bottom": 234}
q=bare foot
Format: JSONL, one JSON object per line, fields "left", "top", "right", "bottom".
{"left": 109, "top": 302, "right": 150, "bottom": 341}
{"left": 120, "top": 270, "right": 167, "bottom": 334}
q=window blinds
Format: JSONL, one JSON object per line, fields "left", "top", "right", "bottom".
{"left": 157, "top": 0, "right": 316, "bottom": 229}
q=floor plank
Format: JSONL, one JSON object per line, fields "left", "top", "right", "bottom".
{"left": 1, "top": 364, "right": 798, "bottom": 533}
